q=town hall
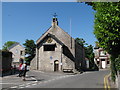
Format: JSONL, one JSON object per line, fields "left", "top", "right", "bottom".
{"left": 30, "top": 15, "right": 86, "bottom": 72}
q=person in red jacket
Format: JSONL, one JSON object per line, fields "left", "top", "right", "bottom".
{"left": 18, "top": 58, "right": 23, "bottom": 77}
{"left": 21, "top": 61, "right": 27, "bottom": 81}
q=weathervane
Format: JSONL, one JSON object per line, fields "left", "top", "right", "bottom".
{"left": 53, "top": 13, "right": 57, "bottom": 18}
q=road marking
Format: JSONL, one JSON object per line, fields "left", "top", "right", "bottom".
{"left": 104, "top": 74, "right": 111, "bottom": 90}
{"left": 104, "top": 75, "right": 107, "bottom": 90}
{"left": 106, "top": 74, "right": 111, "bottom": 90}
{"left": 9, "top": 74, "right": 38, "bottom": 89}
{"left": 19, "top": 86, "right": 24, "bottom": 88}
{"left": 0, "top": 83, "right": 18, "bottom": 84}
{"left": 19, "top": 84, "right": 25, "bottom": 87}
{"left": 10, "top": 86, "right": 18, "bottom": 88}
{"left": 25, "top": 85, "right": 30, "bottom": 87}
{"left": 32, "top": 83, "right": 37, "bottom": 86}
{"left": 9, "top": 74, "right": 74, "bottom": 88}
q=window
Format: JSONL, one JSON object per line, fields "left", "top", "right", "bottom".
{"left": 15, "top": 49, "right": 18, "bottom": 54}
{"left": 97, "top": 61, "right": 99, "bottom": 64}
{"left": 107, "top": 61, "right": 109, "bottom": 64}
{"left": 94, "top": 50, "right": 99, "bottom": 57}
{"left": 44, "top": 45, "right": 55, "bottom": 51}
{"left": 20, "top": 51, "right": 24, "bottom": 56}
{"left": 101, "top": 59, "right": 105, "bottom": 61}
{"left": 100, "top": 51, "right": 106, "bottom": 56}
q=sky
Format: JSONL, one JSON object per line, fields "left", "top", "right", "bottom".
{"left": 2, "top": 2, "right": 97, "bottom": 49}
{"left": 2, "top": 0, "right": 76, "bottom": 2}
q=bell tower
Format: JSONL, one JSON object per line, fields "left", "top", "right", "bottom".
{"left": 52, "top": 13, "right": 58, "bottom": 26}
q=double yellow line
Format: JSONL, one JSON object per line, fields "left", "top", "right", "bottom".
{"left": 104, "top": 73, "right": 111, "bottom": 90}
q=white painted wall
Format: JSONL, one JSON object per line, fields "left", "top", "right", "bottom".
{"left": 102, "top": 61, "right": 106, "bottom": 68}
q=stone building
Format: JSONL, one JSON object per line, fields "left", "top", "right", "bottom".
{"left": 0, "top": 51, "right": 12, "bottom": 76}
{"left": 94, "top": 45, "right": 110, "bottom": 69}
{"left": 8, "top": 42, "right": 25, "bottom": 67}
{"left": 30, "top": 16, "right": 85, "bottom": 72}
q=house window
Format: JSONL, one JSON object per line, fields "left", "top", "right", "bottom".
{"left": 100, "top": 51, "right": 106, "bottom": 56}
{"left": 15, "top": 49, "right": 18, "bottom": 54}
{"left": 107, "top": 61, "right": 109, "bottom": 64}
{"left": 101, "top": 59, "right": 105, "bottom": 61}
{"left": 97, "top": 61, "right": 99, "bottom": 64}
{"left": 94, "top": 50, "right": 99, "bottom": 57}
{"left": 44, "top": 45, "right": 55, "bottom": 51}
{"left": 20, "top": 51, "right": 24, "bottom": 56}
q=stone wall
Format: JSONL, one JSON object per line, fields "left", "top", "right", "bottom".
{"left": 1, "top": 51, "right": 12, "bottom": 71}
{"left": 75, "top": 42, "right": 86, "bottom": 71}
{"left": 38, "top": 38, "right": 62, "bottom": 71}
{"left": 30, "top": 56, "right": 37, "bottom": 70}
{"left": 37, "top": 25, "right": 75, "bottom": 57}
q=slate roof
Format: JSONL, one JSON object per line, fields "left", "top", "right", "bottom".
{"left": 94, "top": 45, "right": 100, "bottom": 49}
{"left": 8, "top": 42, "right": 20, "bottom": 50}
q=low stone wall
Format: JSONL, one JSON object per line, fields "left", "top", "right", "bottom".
{"left": 30, "top": 56, "right": 37, "bottom": 70}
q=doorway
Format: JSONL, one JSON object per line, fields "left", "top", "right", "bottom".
{"left": 101, "top": 59, "right": 106, "bottom": 69}
{"left": 54, "top": 60, "right": 59, "bottom": 71}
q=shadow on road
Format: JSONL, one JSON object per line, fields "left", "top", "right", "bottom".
{"left": 25, "top": 79, "right": 44, "bottom": 82}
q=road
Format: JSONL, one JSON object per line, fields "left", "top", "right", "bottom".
{"left": 29, "top": 69, "right": 110, "bottom": 88}
{"left": 1, "top": 69, "right": 110, "bottom": 89}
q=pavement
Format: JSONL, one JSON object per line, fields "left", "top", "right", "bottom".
{"left": 118, "top": 75, "right": 120, "bottom": 90}
{"left": 0, "top": 69, "right": 111, "bottom": 89}
{"left": 1, "top": 69, "right": 116, "bottom": 89}
{"left": 1, "top": 70, "right": 76, "bottom": 89}
{"left": 105, "top": 72, "right": 120, "bottom": 90}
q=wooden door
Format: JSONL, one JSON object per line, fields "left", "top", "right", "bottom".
{"left": 54, "top": 60, "right": 59, "bottom": 71}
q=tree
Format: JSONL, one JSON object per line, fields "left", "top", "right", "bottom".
{"left": 23, "top": 39, "right": 36, "bottom": 64}
{"left": 115, "top": 55, "right": 120, "bottom": 73}
{"left": 86, "top": 2, "right": 120, "bottom": 81}
{"left": 75, "top": 38, "right": 88, "bottom": 46}
{"left": 85, "top": 45, "right": 95, "bottom": 69}
{"left": 2, "top": 41, "right": 17, "bottom": 51}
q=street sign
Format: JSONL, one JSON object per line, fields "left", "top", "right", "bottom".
{"left": 50, "top": 56, "right": 53, "bottom": 60}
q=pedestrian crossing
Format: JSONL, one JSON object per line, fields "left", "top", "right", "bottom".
{"left": 10, "top": 74, "right": 74, "bottom": 88}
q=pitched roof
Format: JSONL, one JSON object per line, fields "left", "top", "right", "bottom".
{"left": 37, "top": 33, "right": 64, "bottom": 46}
{"left": 94, "top": 45, "right": 100, "bottom": 49}
{"left": 36, "top": 17, "right": 85, "bottom": 49}
{"left": 8, "top": 42, "right": 20, "bottom": 50}
{"left": 36, "top": 26, "right": 52, "bottom": 43}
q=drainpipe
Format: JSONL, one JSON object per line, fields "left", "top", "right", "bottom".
{"left": 36, "top": 48, "right": 39, "bottom": 70}
{"left": 61, "top": 46, "right": 63, "bottom": 71}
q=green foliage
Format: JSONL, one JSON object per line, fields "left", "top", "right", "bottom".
{"left": 91, "top": 2, "right": 120, "bottom": 55}
{"left": 85, "top": 45, "right": 95, "bottom": 69}
{"left": 75, "top": 38, "right": 88, "bottom": 46}
{"left": 23, "top": 39, "right": 36, "bottom": 64}
{"left": 86, "top": 2, "right": 120, "bottom": 82}
{"left": 111, "top": 55, "right": 117, "bottom": 82}
{"left": 115, "top": 55, "right": 120, "bottom": 71}
{"left": 2, "top": 41, "right": 17, "bottom": 51}
{"left": 75, "top": 38, "right": 95, "bottom": 69}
